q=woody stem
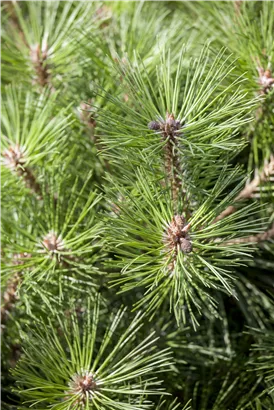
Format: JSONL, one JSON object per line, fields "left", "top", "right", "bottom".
{"left": 224, "top": 223, "right": 274, "bottom": 245}
{"left": 213, "top": 156, "right": 274, "bottom": 223}
{"left": 163, "top": 136, "right": 181, "bottom": 205}
{"left": 17, "top": 166, "right": 42, "bottom": 199}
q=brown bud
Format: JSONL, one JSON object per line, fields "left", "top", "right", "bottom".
{"left": 67, "top": 371, "right": 97, "bottom": 405}
{"left": 42, "top": 232, "right": 65, "bottom": 253}
{"left": 148, "top": 121, "right": 161, "bottom": 130}
{"left": 180, "top": 237, "right": 192, "bottom": 254}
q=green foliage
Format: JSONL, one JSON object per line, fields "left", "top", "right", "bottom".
{"left": 249, "top": 326, "right": 274, "bottom": 395}
{"left": 105, "top": 168, "right": 266, "bottom": 326}
{"left": 12, "top": 298, "right": 172, "bottom": 410}
{"left": 1, "top": 85, "right": 71, "bottom": 166}
{"left": 1, "top": 1, "right": 103, "bottom": 94}
{"left": 1, "top": 1, "right": 274, "bottom": 410}
{"left": 98, "top": 46, "right": 258, "bottom": 169}
{"left": 182, "top": 1, "right": 274, "bottom": 167}
{"left": 1, "top": 171, "right": 104, "bottom": 308}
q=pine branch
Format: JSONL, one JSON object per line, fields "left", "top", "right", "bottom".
{"left": 2, "top": 171, "right": 104, "bottom": 305}
{"left": 1, "top": 1, "right": 101, "bottom": 91}
{"left": 1, "top": 253, "right": 30, "bottom": 331}
{"left": 2, "top": 1, "right": 24, "bottom": 40}
{"left": 76, "top": 90, "right": 117, "bottom": 177}
{"left": 30, "top": 43, "right": 52, "bottom": 89}
{"left": 2, "top": 144, "right": 42, "bottom": 199}
{"left": 163, "top": 215, "right": 192, "bottom": 271}
{"left": 148, "top": 113, "right": 184, "bottom": 209}
{"left": 1, "top": 86, "right": 73, "bottom": 201}
{"left": 214, "top": 155, "right": 274, "bottom": 222}
{"left": 233, "top": 1, "right": 242, "bottom": 16}
{"left": 79, "top": 101, "right": 112, "bottom": 173}
{"left": 12, "top": 298, "right": 172, "bottom": 410}
{"left": 1, "top": 272, "right": 21, "bottom": 329}
{"left": 105, "top": 167, "right": 264, "bottom": 326}
{"left": 224, "top": 223, "right": 274, "bottom": 245}
{"left": 2, "top": 3, "right": 274, "bottom": 408}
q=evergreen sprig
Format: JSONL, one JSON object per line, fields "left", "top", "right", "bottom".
{"left": 182, "top": 1, "right": 274, "bottom": 167}
{"left": 105, "top": 166, "right": 266, "bottom": 326}
{"left": 12, "top": 297, "right": 172, "bottom": 410}
{"left": 98, "top": 46, "right": 259, "bottom": 169}
{"left": 1, "top": 85, "right": 72, "bottom": 201}
{"left": 1, "top": 1, "right": 102, "bottom": 92}
{"left": 2, "top": 172, "right": 103, "bottom": 307}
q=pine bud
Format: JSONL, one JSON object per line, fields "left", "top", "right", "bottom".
{"left": 67, "top": 371, "right": 97, "bottom": 405}
{"left": 2, "top": 144, "right": 42, "bottom": 198}
{"left": 41, "top": 232, "right": 65, "bottom": 254}
{"left": 2, "top": 144, "right": 26, "bottom": 171}
{"left": 148, "top": 121, "right": 161, "bottom": 130}
{"left": 40, "top": 232, "right": 77, "bottom": 267}
{"left": 148, "top": 114, "right": 181, "bottom": 136}
{"left": 164, "top": 215, "right": 192, "bottom": 257}
{"left": 165, "top": 113, "right": 181, "bottom": 132}
{"left": 257, "top": 67, "right": 274, "bottom": 93}
{"left": 179, "top": 237, "right": 192, "bottom": 253}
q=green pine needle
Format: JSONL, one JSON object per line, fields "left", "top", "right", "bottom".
{"left": 105, "top": 167, "right": 266, "bottom": 326}
{"left": 12, "top": 297, "right": 172, "bottom": 410}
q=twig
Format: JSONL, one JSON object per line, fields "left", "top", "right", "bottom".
{"left": 17, "top": 166, "right": 42, "bottom": 199}
{"left": 30, "top": 44, "right": 53, "bottom": 89}
{"left": 234, "top": 0, "right": 242, "bottom": 16}
{"left": 163, "top": 215, "right": 192, "bottom": 272}
{"left": 148, "top": 113, "right": 186, "bottom": 210}
{"left": 2, "top": 144, "right": 42, "bottom": 199}
{"left": 1, "top": 253, "right": 30, "bottom": 331}
{"left": 225, "top": 223, "right": 274, "bottom": 245}
{"left": 79, "top": 102, "right": 112, "bottom": 173}
{"left": 79, "top": 101, "right": 97, "bottom": 142}
{"left": 3, "top": 1, "right": 19, "bottom": 28}
{"left": 1, "top": 273, "right": 21, "bottom": 329}
{"left": 214, "top": 156, "right": 274, "bottom": 223}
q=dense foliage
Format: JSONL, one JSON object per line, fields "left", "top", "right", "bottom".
{"left": 1, "top": 1, "right": 274, "bottom": 409}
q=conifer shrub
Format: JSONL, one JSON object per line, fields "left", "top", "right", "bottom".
{"left": 1, "top": 2, "right": 274, "bottom": 409}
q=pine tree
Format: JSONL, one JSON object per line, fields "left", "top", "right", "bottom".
{"left": 1, "top": 1, "right": 274, "bottom": 409}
